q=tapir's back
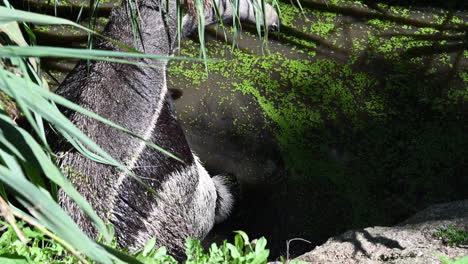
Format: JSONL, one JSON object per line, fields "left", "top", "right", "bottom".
{"left": 52, "top": 0, "right": 220, "bottom": 258}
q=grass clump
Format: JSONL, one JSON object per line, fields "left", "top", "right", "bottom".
{"left": 0, "top": 222, "right": 297, "bottom": 264}
{"left": 0, "top": 221, "right": 77, "bottom": 264}
{"left": 435, "top": 226, "right": 468, "bottom": 247}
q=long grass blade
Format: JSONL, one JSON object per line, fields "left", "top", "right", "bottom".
{"left": 0, "top": 69, "right": 178, "bottom": 199}
{"left": 0, "top": 45, "right": 205, "bottom": 63}
{"left": 194, "top": 0, "right": 208, "bottom": 70}
{"left": 0, "top": 7, "right": 138, "bottom": 53}
{"left": 0, "top": 112, "right": 111, "bottom": 242}
{"left": 251, "top": 0, "right": 264, "bottom": 43}
{"left": 230, "top": 0, "right": 242, "bottom": 49}
{"left": 212, "top": 0, "right": 228, "bottom": 42}
{"left": 0, "top": 164, "right": 118, "bottom": 264}
{"left": 126, "top": 0, "right": 144, "bottom": 50}
{"left": 176, "top": 0, "right": 182, "bottom": 49}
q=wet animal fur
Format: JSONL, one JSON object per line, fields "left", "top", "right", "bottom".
{"left": 51, "top": 0, "right": 232, "bottom": 259}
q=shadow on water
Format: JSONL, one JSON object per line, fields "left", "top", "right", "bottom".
{"left": 287, "top": 52, "right": 466, "bottom": 256}
{"left": 368, "top": 0, "right": 468, "bottom": 9}
{"left": 300, "top": 0, "right": 467, "bottom": 32}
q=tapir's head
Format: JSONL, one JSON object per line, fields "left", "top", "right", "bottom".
{"left": 264, "top": 3, "right": 280, "bottom": 32}
{"left": 244, "top": 0, "right": 280, "bottom": 32}
{"left": 181, "top": 0, "right": 281, "bottom": 36}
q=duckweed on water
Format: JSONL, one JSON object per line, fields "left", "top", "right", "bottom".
{"left": 171, "top": 40, "right": 386, "bottom": 135}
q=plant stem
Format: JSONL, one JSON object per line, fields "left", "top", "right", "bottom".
{"left": 0, "top": 195, "right": 27, "bottom": 244}
{"left": 12, "top": 209, "right": 90, "bottom": 264}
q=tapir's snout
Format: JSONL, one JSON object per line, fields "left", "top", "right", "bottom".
{"left": 269, "top": 20, "right": 280, "bottom": 32}
{"left": 265, "top": 6, "right": 280, "bottom": 32}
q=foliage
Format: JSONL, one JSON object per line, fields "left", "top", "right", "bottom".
{"left": 439, "top": 256, "right": 468, "bottom": 264}
{"left": 435, "top": 226, "right": 468, "bottom": 264}
{"left": 0, "top": 221, "right": 77, "bottom": 264}
{"left": 0, "top": 222, "right": 293, "bottom": 264}
{"left": 435, "top": 226, "right": 468, "bottom": 247}
{"left": 0, "top": 3, "right": 177, "bottom": 263}
{"left": 185, "top": 231, "right": 270, "bottom": 264}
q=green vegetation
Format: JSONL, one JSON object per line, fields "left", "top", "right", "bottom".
{"left": 0, "top": 222, "right": 292, "bottom": 264}
{"left": 0, "top": 221, "right": 78, "bottom": 264}
{"left": 435, "top": 226, "right": 468, "bottom": 247}
{"left": 437, "top": 225, "right": 468, "bottom": 264}
{"left": 440, "top": 255, "right": 468, "bottom": 264}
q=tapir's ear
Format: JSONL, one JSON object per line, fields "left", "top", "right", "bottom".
{"left": 212, "top": 175, "right": 235, "bottom": 224}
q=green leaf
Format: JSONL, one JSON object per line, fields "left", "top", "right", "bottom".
{"left": 142, "top": 238, "right": 157, "bottom": 257}
{"left": 0, "top": 114, "right": 111, "bottom": 242}
{"left": 227, "top": 244, "right": 241, "bottom": 259}
{"left": 234, "top": 233, "right": 244, "bottom": 252}
{"left": 0, "top": 255, "right": 29, "bottom": 264}
{"left": 0, "top": 46, "right": 204, "bottom": 64}
{"left": 153, "top": 246, "right": 168, "bottom": 259}
{"left": 254, "top": 237, "right": 267, "bottom": 254}
{"left": 0, "top": 168, "right": 119, "bottom": 264}
{"left": 453, "top": 256, "right": 468, "bottom": 264}
{"left": 234, "top": 230, "right": 250, "bottom": 245}
{"left": 194, "top": 0, "right": 208, "bottom": 70}
{"left": 0, "top": 22, "right": 27, "bottom": 46}
{"left": 21, "top": 227, "right": 43, "bottom": 239}
{"left": 251, "top": 249, "right": 269, "bottom": 264}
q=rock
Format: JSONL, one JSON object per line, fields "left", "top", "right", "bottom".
{"left": 297, "top": 200, "right": 468, "bottom": 264}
